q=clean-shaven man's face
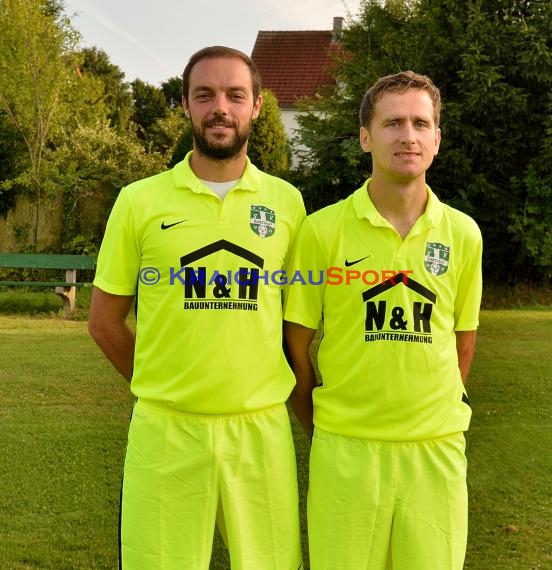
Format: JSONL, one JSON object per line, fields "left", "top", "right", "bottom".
{"left": 360, "top": 88, "right": 441, "bottom": 183}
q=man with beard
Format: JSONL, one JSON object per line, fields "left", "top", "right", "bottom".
{"left": 89, "top": 46, "right": 305, "bottom": 569}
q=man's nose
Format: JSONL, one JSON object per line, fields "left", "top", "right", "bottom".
{"left": 399, "top": 123, "right": 416, "bottom": 144}
{"left": 212, "top": 93, "right": 229, "bottom": 115}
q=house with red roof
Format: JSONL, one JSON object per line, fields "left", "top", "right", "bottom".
{"left": 251, "top": 17, "right": 345, "bottom": 161}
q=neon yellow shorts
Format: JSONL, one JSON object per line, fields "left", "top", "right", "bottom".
{"left": 120, "top": 400, "right": 302, "bottom": 570}
{"left": 308, "top": 429, "right": 468, "bottom": 570}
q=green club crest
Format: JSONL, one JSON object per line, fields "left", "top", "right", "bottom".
{"left": 424, "top": 242, "right": 450, "bottom": 276}
{"left": 250, "top": 205, "right": 275, "bottom": 238}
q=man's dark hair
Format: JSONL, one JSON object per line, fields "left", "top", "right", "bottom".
{"left": 182, "top": 46, "right": 262, "bottom": 102}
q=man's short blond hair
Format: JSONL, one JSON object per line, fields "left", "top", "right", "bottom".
{"left": 359, "top": 70, "right": 441, "bottom": 128}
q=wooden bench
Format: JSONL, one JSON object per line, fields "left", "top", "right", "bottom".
{"left": 0, "top": 253, "right": 96, "bottom": 316}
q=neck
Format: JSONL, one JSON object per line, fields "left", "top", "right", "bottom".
{"left": 189, "top": 148, "right": 248, "bottom": 182}
{"left": 367, "top": 177, "right": 428, "bottom": 239}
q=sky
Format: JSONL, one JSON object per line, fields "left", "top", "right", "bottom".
{"left": 64, "top": 0, "right": 364, "bottom": 87}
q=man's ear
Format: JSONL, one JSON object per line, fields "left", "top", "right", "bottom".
{"left": 252, "top": 95, "right": 263, "bottom": 121}
{"left": 359, "top": 126, "right": 371, "bottom": 152}
{"left": 434, "top": 127, "right": 441, "bottom": 156}
{"left": 182, "top": 96, "right": 190, "bottom": 119}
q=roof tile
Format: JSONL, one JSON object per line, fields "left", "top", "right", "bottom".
{"left": 251, "top": 30, "right": 342, "bottom": 107}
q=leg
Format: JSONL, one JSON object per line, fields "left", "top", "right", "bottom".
{"left": 308, "top": 429, "right": 393, "bottom": 570}
{"left": 55, "top": 269, "right": 77, "bottom": 317}
{"left": 55, "top": 285, "right": 75, "bottom": 317}
{"left": 391, "top": 433, "right": 468, "bottom": 570}
{"left": 218, "top": 405, "right": 303, "bottom": 570}
{"left": 120, "top": 401, "right": 219, "bottom": 570}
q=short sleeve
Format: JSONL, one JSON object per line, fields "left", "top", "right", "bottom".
{"left": 93, "top": 189, "right": 141, "bottom": 296}
{"left": 454, "top": 221, "right": 483, "bottom": 331}
{"left": 283, "top": 218, "right": 326, "bottom": 330}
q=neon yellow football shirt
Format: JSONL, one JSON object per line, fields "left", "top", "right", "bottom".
{"left": 94, "top": 151, "right": 306, "bottom": 414}
{"left": 284, "top": 181, "right": 482, "bottom": 440}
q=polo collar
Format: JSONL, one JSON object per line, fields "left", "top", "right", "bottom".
{"left": 172, "top": 151, "right": 260, "bottom": 194}
{"left": 352, "top": 178, "right": 444, "bottom": 228}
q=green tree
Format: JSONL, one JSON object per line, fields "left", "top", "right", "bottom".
{"left": 161, "top": 76, "right": 184, "bottom": 109}
{"left": 292, "top": 0, "right": 552, "bottom": 283}
{"left": 140, "top": 77, "right": 190, "bottom": 162}
{"left": 0, "top": 0, "right": 80, "bottom": 243}
{"left": 168, "top": 124, "right": 193, "bottom": 167}
{"left": 150, "top": 107, "right": 189, "bottom": 162}
{"left": 427, "top": 0, "right": 552, "bottom": 282}
{"left": 0, "top": 110, "right": 27, "bottom": 216}
{"left": 131, "top": 79, "right": 169, "bottom": 141}
{"left": 80, "top": 47, "right": 133, "bottom": 131}
{"left": 249, "top": 89, "right": 290, "bottom": 176}
{"left": 507, "top": 94, "right": 552, "bottom": 284}
{"left": 53, "top": 119, "right": 166, "bottom": 248}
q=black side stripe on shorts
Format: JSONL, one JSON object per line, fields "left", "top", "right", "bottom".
{"left": 118, "top": 477, "right": 123, "bottom": 570}
{"left": 119, "top": 400, "right": 137, "bottom": 569}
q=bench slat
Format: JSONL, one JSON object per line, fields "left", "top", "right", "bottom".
{"left": 0, "top": 281, "right": 92, "bottom": 288}
{"left": 0, "top": 253, "right": 95, "bottom": 270}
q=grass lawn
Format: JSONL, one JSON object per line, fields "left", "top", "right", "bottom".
{"left": 0, "top": 317, "right": 133, "bottom": 569}
{"left": 0, "top": 309, "right": 550, "bottom": 568}
{"left": 464, "top": 311, "right": 552, "bottom": 569}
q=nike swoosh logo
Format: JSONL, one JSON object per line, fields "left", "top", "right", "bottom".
{"left": 344, "top": 256, "right": 370, "bottom": 267}
{"left": 161, "top": 220, "right": 186, "bottom": 230}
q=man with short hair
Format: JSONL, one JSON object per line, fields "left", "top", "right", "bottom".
{"left": 284, "top": 70, "right": 482, "bottom": 569}
{"left": 89, "top": 46, "right": 305, "bottom": 569}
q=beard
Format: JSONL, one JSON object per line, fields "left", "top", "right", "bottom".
{"left": 192, "top": 117, "right": 252, "bottom": 160}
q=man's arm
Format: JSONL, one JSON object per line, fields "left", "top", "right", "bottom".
{"left": 456, "top": 330, "right": 477, "bottom": 384}
{"left": 88, "top": 286, "right": 136, "bottom": 381}
{"left": 284, "top": 320, "right": 318, "bottom": 438}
